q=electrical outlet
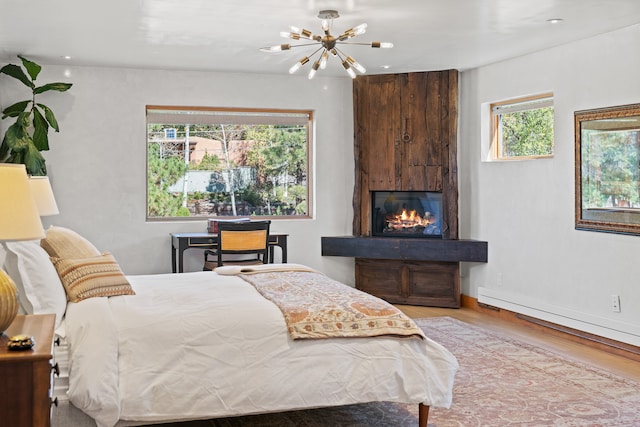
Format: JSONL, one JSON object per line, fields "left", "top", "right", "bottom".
{"left": 611, "top": 294, "right": 621, "bottom": 312}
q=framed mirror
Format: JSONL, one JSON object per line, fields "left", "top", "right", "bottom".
{"left": 575, "top": 103, "right": 640, "bottom": 235}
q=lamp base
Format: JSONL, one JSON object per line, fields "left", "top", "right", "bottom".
{"left": 0, "top": 269, "right": 19, "bottom": 334}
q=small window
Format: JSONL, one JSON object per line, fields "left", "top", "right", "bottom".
{"left": 164, "top": 128, "right": 177, "bottom": 139}
{"left": 490, "top": 94, "right": 554, "bottom": 160}
{"left": 146, "top": 106, "right": 313, "bottom": 220}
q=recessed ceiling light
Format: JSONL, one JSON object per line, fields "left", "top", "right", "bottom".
{"left": 381, "top": 65, "right": 391, "bottom": 69}
{"left": 547, "top": 18, "right": 564, "bottom": 24}
{"left": 62, "top": 55, "right": 72, "bottom": 60}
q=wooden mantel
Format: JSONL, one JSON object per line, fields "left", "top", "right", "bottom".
{"left": 321, "top": 236, "right": 488, "bottom": 263}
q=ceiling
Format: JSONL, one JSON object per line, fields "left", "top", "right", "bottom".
{"left": 1, "top": 0, "right": 640, "bottom": 78}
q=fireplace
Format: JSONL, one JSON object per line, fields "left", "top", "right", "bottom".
{"left": 371, "top": 191, "right": 443, "bottom": 238}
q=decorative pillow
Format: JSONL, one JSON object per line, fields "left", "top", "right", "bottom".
{"left": 3, "top": 240, "right": 67, "bottom": 329}
{"left": 41, "top": 225, "right": 101, "bottom": 259}
{"left": 51, "top": 252, "right": 135, "bottom": 303}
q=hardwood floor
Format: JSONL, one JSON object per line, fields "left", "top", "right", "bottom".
{"left": 397, "top": 304, "right": 640, "bottom": 382}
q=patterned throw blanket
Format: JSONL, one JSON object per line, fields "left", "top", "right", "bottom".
{"left": 237, "top": 269, "right": 425, "bottom": 340}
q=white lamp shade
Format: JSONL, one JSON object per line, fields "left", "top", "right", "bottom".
{"left": 0, "top": 164, "right": 45, "bottom": 241}
{"left": 29, "top": 176, "right": 60, "bottom": 216}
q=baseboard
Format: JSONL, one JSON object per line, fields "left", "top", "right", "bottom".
{"left": 461, "top": 294, "right": 640, "bottom": 362}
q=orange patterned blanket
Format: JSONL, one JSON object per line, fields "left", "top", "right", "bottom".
{"left": 238, "top": 270, "right": 425, "bottom": 340}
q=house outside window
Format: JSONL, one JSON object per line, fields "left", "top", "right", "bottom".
{"left": 146, "top": 106, "right": 313, "bottom": 220}
{"left": 490, "top": 93, "right": 554, "bottom": 160}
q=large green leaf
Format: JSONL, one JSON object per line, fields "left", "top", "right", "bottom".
{"left": 37, "top": 103, "right": 60, "bottom": 131}
{"left": 0, "top": 64, "right": 34, "bottom": 89}
{"left": 1, "top": 100, "right": 31, "bottom": 119}
{"left": 23, "top": 142, "right": 47, "bottom": 176}
{"left": 19, "top": 56, "right": 41, "bottom": 81}
{"left": 0, "top": 138, "right": 9, "bottom": 161}
{"left": 32, "top": 108, "right": 50, "bottom": 151}
{"left": 16, "top": 111, "right": 31, "bottom": 128}
{"left": 3, "top": 119, "right": 31, "bottom": 151}
{"left": 34, "top": 82, "right": 73, "bottom": 94}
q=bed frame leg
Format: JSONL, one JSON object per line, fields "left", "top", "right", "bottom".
{"left": 418, "top": 403, "right": 429, "bottom": 427}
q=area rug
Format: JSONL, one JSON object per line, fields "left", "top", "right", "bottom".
{"left": 150, "top": 317, "right": 640, "bottom": 427}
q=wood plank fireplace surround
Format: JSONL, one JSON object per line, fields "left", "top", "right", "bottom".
{"left": 322, "top": 70, "right": 488, "bottom": 308}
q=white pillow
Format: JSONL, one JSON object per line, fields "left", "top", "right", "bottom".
{"left": 3, "top": 240, "right": 67, "bottom": 330}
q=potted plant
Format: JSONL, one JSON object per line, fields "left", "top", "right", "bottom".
{"left": 0, "top": 56, "right": 72, "bottom": 176}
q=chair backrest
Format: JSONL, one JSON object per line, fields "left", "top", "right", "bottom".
{"left": 216, "top": 220, "right": 271, "bottom": 267}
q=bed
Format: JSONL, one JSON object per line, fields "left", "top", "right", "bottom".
{"left": 2, "top": 226, "right": 459, "bottom": 427}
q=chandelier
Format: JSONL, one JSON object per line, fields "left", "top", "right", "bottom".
{"left": 260, "top": 10, "right": 393, "bottom": 79}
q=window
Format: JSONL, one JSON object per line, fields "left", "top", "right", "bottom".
{"left": 164, "top": 128, "right": 177, "bottom": 139}
{"left": 490, "top": 93, "right": 554, "bottom": 160}
{"left": 146, "top": 106, "right": 313, "bottom": 220}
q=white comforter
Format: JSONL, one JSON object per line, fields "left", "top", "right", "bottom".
{"left": 65, "top": 271, "right": 458, "bottom": 427}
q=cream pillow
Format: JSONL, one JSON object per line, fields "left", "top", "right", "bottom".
{"left": 41, "top": 225, "right": 101, "bottom": 259}
{"left": 3, "top": 240, "right": 67, "bottom": 329}
{"left": 51, "top": 252, "right": 135, "bottom": 303}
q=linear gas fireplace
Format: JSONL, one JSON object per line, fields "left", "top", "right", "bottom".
{"left": 371, "top": 191, "right": 443, "bottom": 238}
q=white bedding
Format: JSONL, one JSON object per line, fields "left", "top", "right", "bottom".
{"left": 65, "top": 271, "right": 458, "bottom": 427}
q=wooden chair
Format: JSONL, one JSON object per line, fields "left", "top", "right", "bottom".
{"left": 203, "top": 220, "right": 271, "bottom": 271}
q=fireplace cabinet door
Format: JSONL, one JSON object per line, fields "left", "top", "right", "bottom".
{"left": 355, "top": 258, "right": 460, "bottom": 308}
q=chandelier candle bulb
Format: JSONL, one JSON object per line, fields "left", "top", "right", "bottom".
{"left": 372, "top": 41, "right": 394, "bottom": 48}
{"left": 346, "top": 56, "right": 366, "bottom": 74}
{"left": 308, "top": 60, "right": 320, "bottom": 79}
{"left": 260, "top": 44, "right": 291, "bottom": 52}
{"left": 281, "top": 31, "right": 301, "bottom": 40}
{"left": 320, "top": 51, "right": 329, "bottom": 69}
{"left": 341, "top": 60, "right": 357, "bottom": 79}
{"left": 289, "top": 56, "right": 309, "bottom": 74}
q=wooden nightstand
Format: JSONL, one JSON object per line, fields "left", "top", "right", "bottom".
{"left": 0, "top": 314, "right": 56, "bottom": 427}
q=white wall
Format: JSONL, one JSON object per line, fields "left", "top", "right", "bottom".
{"left": 459, "top": 24, "right": 640, "bottom": 345}
{"left": 0, "top": 65, "right": 356, "bottom": 284}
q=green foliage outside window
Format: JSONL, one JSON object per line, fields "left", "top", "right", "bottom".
{"left": 581, "top": 130, "right": 640, "bottom": 208}
{"left": 500, "top": 106, "right": 554, "bottom": 158}
{"left": 147, "top": 143, "right": 188, "bottom": 217}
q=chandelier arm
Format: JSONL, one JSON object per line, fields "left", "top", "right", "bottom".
{"left": 307, "top": 46, "right": 325, "bottom": 58}
{"left": 336, "top": 42, "right": 373, "bottom": 46}
{"left": 332, "top": 47, "right": 348, "bottom": 61}
{"left": 289, "top": 42, "right": 326, "bottom": 49}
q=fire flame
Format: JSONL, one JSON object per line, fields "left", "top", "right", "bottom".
{"left": 387, "top": 208, "right": 432, "bottom": 230}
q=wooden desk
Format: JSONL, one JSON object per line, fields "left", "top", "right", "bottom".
{"left": 171, "top": 232, "right": 288, "bottom": 273}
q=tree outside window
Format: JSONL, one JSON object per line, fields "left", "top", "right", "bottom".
{"left": 146, "top": 107, "right": 312, "bottom": 220}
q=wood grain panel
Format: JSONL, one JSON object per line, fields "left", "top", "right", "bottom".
{"left": 350, "top": 70, "right": 466, "bottom": 307}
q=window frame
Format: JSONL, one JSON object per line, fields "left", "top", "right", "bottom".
{"left": 145, "top": 105, "right": 314, "bottom": 222}
{"left": 490, "top": 93, "right": 555, "bottom": 161}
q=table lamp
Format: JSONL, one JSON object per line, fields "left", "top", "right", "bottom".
{"left": 29, "top": 176, "right": 60, "bottom": 217}
{"left": 0, "top": 164, "right": 45, "bottom": 334}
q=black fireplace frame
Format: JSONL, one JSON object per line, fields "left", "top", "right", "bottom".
{"left": 371, "top": 191, "right": 444, "bottom": 238}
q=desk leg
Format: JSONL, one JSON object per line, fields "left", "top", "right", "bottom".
{"left": 175, "top": 240, "right": 189, "bottom": 273}
{"left": 280, "top": 237, "right": 287, "bottom": 263}
{"left": 171, "top": 243, "right": 177, "bottom": 273}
